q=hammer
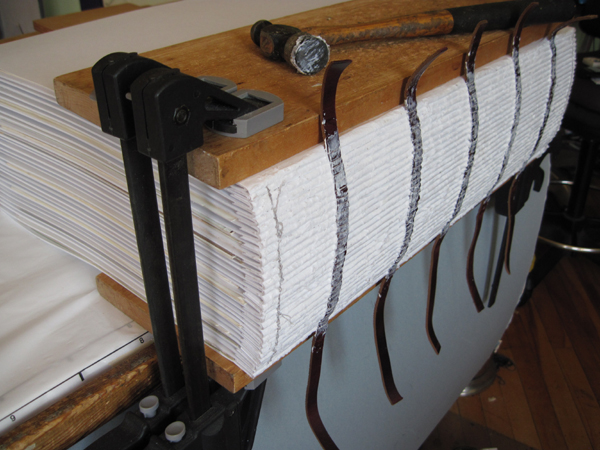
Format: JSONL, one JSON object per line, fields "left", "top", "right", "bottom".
{"left": 251, "top": 0, "right": 578, "bottom": 75}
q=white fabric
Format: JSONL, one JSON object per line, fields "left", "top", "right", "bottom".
{"left": 0, "top": 209, "right": 148, "bottom": 435}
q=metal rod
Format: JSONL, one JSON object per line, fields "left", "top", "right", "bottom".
{"left": 537, "top": 235, "right": 600, "bottom": 254}
{"left": 566, "top": 139, "right": 597, "bottom": 220}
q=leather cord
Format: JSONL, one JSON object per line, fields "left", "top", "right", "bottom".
{"left": 466, "top": 197, "right": 489, "bottom": 307}
{"left": 504, "top": 13, "right": 596, "bottom": 275}
{"left": 426, "top": 20, "right": 487, "bottom": 354}
{"left": 373, "top": 47, "right": 447, "bottom": 401}
{"left": 467, "top": 4, "right": 532, "bottom": 297}
{"left": 305, "top": 59, "right": 352, "bottom": 450}
{"left": 373, "top": 275, "right": 403, "bottom": 404}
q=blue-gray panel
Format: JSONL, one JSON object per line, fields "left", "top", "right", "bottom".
{"left": 252, "top": 155, "right": 549, "bottom": 450}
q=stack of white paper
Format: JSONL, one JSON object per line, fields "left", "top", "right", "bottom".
{"left": 0, "top": 28, "right": 576, "bottom": 378}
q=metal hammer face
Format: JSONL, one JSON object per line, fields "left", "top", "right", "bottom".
{"left": 250, "top": 20, "right": 330, "bottom": 76}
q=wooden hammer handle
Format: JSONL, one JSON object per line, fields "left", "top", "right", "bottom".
{"left": 305, "top": 0, "right": 577, "bottom": 46}
{"left": 306, "top": 10, "right": 454, "bottom": 46}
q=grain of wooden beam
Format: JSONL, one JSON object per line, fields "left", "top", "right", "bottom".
{"left": 480, "top": 379, "right": 514, "bottom": 441}
{"left": 530, "top": 302, "right": 592, "bottom": 449}
{"left": 457, "top": 394, "right": 486, "bottom": 428}
{"left": 554, "top": 346, "right": 600, "bottom": 449}
{"left": 52, "top": 0, "right": 552, "bottom": 189}
{"left": 428, "top": 256, "right": 600, "bottom": 450}
{"left": 0, "top": 344, "right": 159, "bottom": 450}
{"left": 504, "top": 307, "right": 569, "bottom": 450}
{"left": 545, "top": 261, "right": 600, "bottom": 403}
{"left": 95, "top": 273, "right": 254, "bottom": 393}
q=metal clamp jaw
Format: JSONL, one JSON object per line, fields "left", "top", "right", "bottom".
{"left": 89, "top": 52, "right": 274, "bottom": 450}
{"left": 131, "top": 67, "right": 260, "bottom": 161}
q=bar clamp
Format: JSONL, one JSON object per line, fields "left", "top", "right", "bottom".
{"left": 89, "top": 52, "right": 280, "bottom": 450}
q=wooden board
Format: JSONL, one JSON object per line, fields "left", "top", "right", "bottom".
{"left": 96, "top": 271, "right": 381, "bottom": 392}
{"left": 33, "top": 4, "right": 142, "bottom": 33}
{"left": 96, "top": 273, "right": 253, "bottom": 393}
{"left": 0, "top": 344, "right": 159, "bottom": 450}
{"left": 53, "top": 0, "right": 553, "bottom": 189}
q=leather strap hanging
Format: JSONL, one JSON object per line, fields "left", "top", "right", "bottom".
{"left": 305, "top": 59, "right": 352, "bottom": 450}
{"left": 373, "top": 274, "right": 403, "bottom": 404}
{"left": 426, "top": 20, "right": 488, "bottom": 355}
{"left": 503, "top": 2, "right": 538, "bottom": 275}
{"left": 373, "top": 47, "right": 447, "bottom": 404}
{"left": 466, "top": 3, "right": 533, "bottom": 304}
{"left": 505, "top": 13, "right": 597, "bottom": 274}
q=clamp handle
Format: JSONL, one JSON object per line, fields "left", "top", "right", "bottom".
{"left": 92, "top": 52, "right": 167, "bottom": 140}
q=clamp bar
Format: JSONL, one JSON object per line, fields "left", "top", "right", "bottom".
{"left": 92, "top": 53, "right": 185, "bottom": 397}
{"left": 156, "top": 155, "right": 212, "bottom": 420}
{"left": 92, "top": 52, "right": 281, "bottom": 446}
{"left": 128, "top": 63, "right": 284, "bottom": 420}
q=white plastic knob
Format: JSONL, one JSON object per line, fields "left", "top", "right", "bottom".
{"left": 165, "top": 421, "right": 186, "bottom": 443}
{"left": 138, "top": 395, "right": 159, "bottom": 418}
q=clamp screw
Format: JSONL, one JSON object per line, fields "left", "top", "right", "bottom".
{"left": 174, "top": 106, "right": 190, "bottom": 125}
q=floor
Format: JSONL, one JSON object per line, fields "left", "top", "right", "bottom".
{"left": 421, "top": 134, "right": 600, "bottom": 450}
{"left": 421, "top": 253, "right": 600, "bottom": 450}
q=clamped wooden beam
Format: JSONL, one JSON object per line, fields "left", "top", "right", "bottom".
{"left": 89, "top": 52, "right": 281, "bottom": 450}
{"left": 251, "top": 0, "right": 577, "bottom": 75}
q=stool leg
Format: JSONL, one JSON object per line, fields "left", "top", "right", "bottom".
{"left": 565, "top": 139, "right": 598, "bottom": 246}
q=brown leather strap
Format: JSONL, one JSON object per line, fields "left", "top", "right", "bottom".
{"left": 425, "top": 21, "right": 487, "bottom": 350}
{"left": 306, "top": 59, "right": 351, "bottom": 450}
{"left": 504, "top": 175, "right": 519, "bottom": 274}
{"left": 466, "top": 198, "right": 488, "bottom": 312}
{"left": 504, "top": 15, "right": 596, "bottom": 275}
{"left": 426, "top": 234, "right": 444, "bottom": 354}
{"left": 373, "top": 276, "right": 403, "bottom": 404}
{"left": 501, "top": 4, "right": 536, "bottom": 276}
{"left": 371, "top": 48, "right": 447, "bottom": 403}
{"left": 461, "top": 24, "right": 486, "bottom": 266}
{"left": 463, "top": 22, "right": 487, "bottom": 314}
{"left": 306, "top": 332, "right": 339, "bottom": 450}
{"left": 424, "top": 21, "right": 488, "bottom": 353}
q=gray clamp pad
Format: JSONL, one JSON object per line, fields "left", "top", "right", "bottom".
{"left": 198, "top": 75, "right": 237, "bottom": 93}
{"left": 207, "top": 89, "right": 284, "bottom": 139}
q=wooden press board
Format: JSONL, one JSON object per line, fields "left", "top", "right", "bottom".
{"left": 54, "top": 0, "right": 553, "bottom": 391}
{"left": 54, "top": 0, "right": 551, "bottom": 190}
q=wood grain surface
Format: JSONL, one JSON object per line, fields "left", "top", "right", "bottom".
{"left": 53, "top": 0, "right": 552, "bottom": 189}
{"left": 0, "top": 344, "right": 160, "bottom": 450}
{"left": 424, "top": 255, "right": 600, "bottom": 450}
{"left": 96, "top": 273, "right": 254, "bottom": 393}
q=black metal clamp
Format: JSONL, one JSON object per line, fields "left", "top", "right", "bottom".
{"left": 88, "top": 52, "right": 281, "bottom": 449}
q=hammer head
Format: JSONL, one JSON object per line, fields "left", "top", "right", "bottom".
{"left": 251, "top": 20, "right": 330, "bottom": 76}
{"left": 283, "top": 32, "right": 330, "bottom": 76}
